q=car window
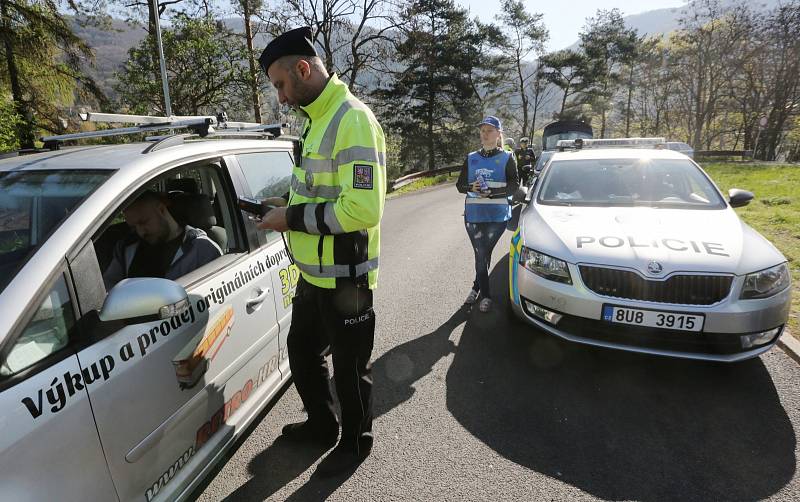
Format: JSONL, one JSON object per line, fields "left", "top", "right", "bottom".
{"left": 237, "top": 152, "right": 293, "bottom": 199}
{"left": 94, "top": 162, "right": 237, "bottom": 290}
{"left": 537, "top": 158, "right": 726, "bottom": 209}
{"left": 0, "top": 170, "right": 111, "bottom": 294}
{"left": 0, "top": 275, "right": 73, "bottom": 377}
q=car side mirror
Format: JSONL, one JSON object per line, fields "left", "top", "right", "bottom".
{"left": 513, "top": 186, "right": 528, "bottom": 204}
{"left": 100, "top": 278, "right": 189, "bottom": 324}
{"left": 728, "top": 188, "right": 754, "bottom": 208}
{"left": 534, "top": 164, "right": 543, "bottom": 175}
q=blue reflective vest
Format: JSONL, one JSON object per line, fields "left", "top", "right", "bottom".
{"left": 464, "top": 150, "right": 512, "bottom": 223}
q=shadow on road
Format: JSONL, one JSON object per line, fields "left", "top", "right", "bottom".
{"left": 446, "top": 255, "right": 797, "bottom": 501}
{"left": 221, "top": 437, "right": 337, "bottom": 502}
{"left": 218, "top": 306, "right": 470, "bottom": 501}
{"left": 372, "top": 306, "right": 468, "bottom": 419}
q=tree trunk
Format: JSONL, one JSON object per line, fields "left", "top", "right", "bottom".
{"left": 625, "top": 65, "right": 634, "bottom": 137}
{"left": 1, "top": 0, "right": 34, "bottom": 148}
{"left": 516, "top": 56, "right": 528, "bottom": 138}
{"left": 427, "top": 13, "right": 435, "bottom": 171}
{"left": 692, "top": 53, "right": 705, "bottom": 149}
{"left": 242, "top": 0, "right": 262, "bottom": 122}
{"left": 600, "top": 110, "right": 607, "bottom": 138}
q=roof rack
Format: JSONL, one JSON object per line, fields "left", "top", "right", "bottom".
{"left": 40, "top": 112, "right": 288, "bottom": 151}
{"left": 557, "top": 137, "right": 666, "bottom": 151}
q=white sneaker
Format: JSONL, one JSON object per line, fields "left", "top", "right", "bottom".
{"left": 465, "top": 289, "right": 480, "bottom": 305}
{"left": 479, "top": 298, "right": 492, "bottom": 312}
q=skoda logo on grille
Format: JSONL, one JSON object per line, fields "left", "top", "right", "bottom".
{"left": 647, "top": 260, "right": 663, "bottom": 275}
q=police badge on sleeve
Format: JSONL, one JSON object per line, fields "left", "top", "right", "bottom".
{"left": 353, "top": 164, "right": 374, "bottom": 189}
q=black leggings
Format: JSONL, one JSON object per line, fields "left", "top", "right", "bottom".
{"left": 465, "top": 221, "right": 506, "bottom": 299}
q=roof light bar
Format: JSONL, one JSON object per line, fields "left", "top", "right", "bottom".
{"left": 557, "top": 137, "right": 666, "bottom": 150}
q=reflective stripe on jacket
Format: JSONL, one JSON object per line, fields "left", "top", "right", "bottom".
{"left": 284, "top": 74, "right": 386, "bottom": 289}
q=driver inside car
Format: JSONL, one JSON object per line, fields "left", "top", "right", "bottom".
{"left": 102, "top": 190, "right": 223, "bottom": 290}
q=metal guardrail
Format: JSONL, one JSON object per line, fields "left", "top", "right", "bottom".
{"left": 390, "top": 164, "right": 461, "bottom": 191}
{"left": 695, "top": 150, "right": 754, "bottom": 159}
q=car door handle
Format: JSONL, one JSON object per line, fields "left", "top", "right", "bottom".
{"left": 246, "top": 287, "right": 271, "bottom": 311}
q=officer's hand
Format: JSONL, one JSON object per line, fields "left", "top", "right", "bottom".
{"left": 257, "top": 207, "right": 289, "bottom": 232}
{"left": 261, "top": 197, "right": 287, "bottom": 208}
{"left": 470, "top": 180, "right": 482, "bottom": 193}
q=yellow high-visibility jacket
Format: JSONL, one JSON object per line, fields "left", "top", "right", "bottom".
{"left": 285, "top": 74, "right": 386, "bottom": 289}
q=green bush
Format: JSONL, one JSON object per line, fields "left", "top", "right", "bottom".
{"left": 0, "top": 98, "right": 20, "bottom": 153}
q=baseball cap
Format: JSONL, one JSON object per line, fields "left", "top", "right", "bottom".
{"left": 477, "top": 116, "right": 502, "bottom": 131}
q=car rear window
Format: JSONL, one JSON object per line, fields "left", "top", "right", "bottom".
{"left": 537, "top": 158, "right": 726, "bottom": 209}
{"left": 0, "top": 170, "right": 112, "bottom": 293}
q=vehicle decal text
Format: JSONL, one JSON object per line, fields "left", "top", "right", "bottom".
{"left": 172, "top": 307, "right": 235, "bottom": 389}
{"left": 143, "top": 351, "right": 287, "bottom": 501}
{"left": 145, "top": 445, "right": 194, "bottom": 502}
{"left": 20, "top": 246, "right": 294, "bottom": 421}
{"left": 576, "top": 236, "right": 729, "bottom": 257}
{"left": 279, "top": 264, "right": 300, "bottom": 308}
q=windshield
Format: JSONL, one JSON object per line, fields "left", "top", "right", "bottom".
{"left": 544, "top": 131, "right": 592, "bottom": 151}
{"left": 537, "top": 158, "right": 726, "bottom": 209}
{"left": 0, "top": 170, "right": 112, "bottom": 293}
{"left": 534, "top": 151, "right": 554, "bottom": 171}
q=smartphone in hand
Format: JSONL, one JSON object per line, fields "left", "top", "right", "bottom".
{"left": 238, "top": 196, "right": 275, "bottom": 217}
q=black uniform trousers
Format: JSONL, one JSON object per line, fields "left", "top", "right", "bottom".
{"left": 287, "top": 275, "right": 375, "bottom": 453}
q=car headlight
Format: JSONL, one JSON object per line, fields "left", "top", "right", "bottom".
{"left": 740, "top": 263, "right": 791, "bottom": 299}
{"left": 519, "top": 247, "right": 572, "bottom": 284}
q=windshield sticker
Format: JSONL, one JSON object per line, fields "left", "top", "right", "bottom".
{"left": 576, "top": 236, "right": 729, "bottom": 257}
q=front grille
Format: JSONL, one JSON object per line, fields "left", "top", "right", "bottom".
{"left": 578, "top": 265, "right": 733, "bottom": 305}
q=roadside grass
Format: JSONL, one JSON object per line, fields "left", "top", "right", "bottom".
{"left": 387, "top": 172, "right": 458, "bottom": 198}
{"left": 701, "top": 162, "right": 800, "bottom": 339}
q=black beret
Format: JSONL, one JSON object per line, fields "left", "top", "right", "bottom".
{"left": 258, "top": 27, "right": 317, "bottom": 75}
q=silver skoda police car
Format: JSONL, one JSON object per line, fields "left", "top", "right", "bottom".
{"left": 0, "top": 121, "right": 300, "bottom": 501}
{"left": 509, "top": 138, "right": 792, "bottom": 362}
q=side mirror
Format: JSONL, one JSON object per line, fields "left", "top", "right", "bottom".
{"left": 513, "top": 186, "right": 528, "bottom": 204}
{"left": 100, "top": 278, "right": 189, "bottom": 324}
{"left": 728, "top": 188, "right": 754, "bottom": 208}
{"left": 534, "top": 164, "right": 543, "bottom": 175}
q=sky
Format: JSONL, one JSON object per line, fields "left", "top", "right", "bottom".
{"left": 456, "top": 0, "right": 687, "bottom": 51}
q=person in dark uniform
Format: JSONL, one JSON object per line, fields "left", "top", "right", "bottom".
{"left": 514, "top": 137, "right": 537, "bottom": 185}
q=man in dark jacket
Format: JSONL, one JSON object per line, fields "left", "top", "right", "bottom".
{"left": 514, "top": 137, "right": 537, "bottom": 185}
{"left": 103, "top": 190, "right": 222, "bottom": 289}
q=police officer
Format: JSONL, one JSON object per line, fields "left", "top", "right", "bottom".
{"left": 457, "top": 116, "right": 518, "bottom": 312}
{"left": 515, "top": 137, "right": 536, "bottom": 185}
{"left": 256, "top": 27, "right": 386, "bottom": 477}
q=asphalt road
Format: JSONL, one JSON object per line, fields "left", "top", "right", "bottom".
{"left": 193, "top": 183, "right": 800, "bottom": 502}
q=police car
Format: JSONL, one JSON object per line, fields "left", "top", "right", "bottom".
{"left": 509, "top": 137, "right": 792, "bottom": 362}
{"left": 0, "top": 113, "right": 299, "bottom": 501}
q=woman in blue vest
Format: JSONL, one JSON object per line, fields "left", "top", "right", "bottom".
{"left": 457, "top": 116, "right": 519, "bottom": 312}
